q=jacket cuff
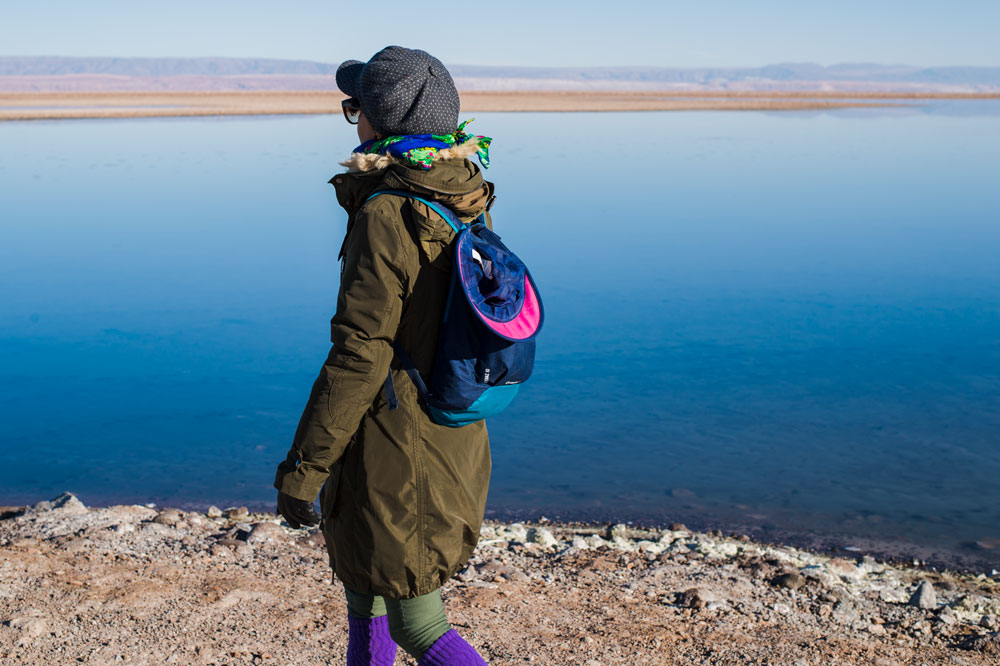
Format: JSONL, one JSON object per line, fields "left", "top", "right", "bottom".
{"left": 275, "top": 464, "right": 328, "bottom": 502}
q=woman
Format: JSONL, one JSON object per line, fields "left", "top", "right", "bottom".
{"left": 274, "top": 46, "right": 495, "bottom": 665}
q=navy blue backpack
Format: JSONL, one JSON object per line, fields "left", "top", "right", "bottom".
{"left": 368, "top": 191, "right": 544, "bottom": 427}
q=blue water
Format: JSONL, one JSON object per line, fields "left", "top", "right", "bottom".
{"left": 2, "top": 104, "right": 999, "bottom": 569}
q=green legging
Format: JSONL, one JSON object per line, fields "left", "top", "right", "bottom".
{"left": 343, "top": 584, "right": 452, "bottom": 659}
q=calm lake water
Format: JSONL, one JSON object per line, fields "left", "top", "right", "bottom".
{"left": 2, "top": 103, "right": 999, "bottom": 570}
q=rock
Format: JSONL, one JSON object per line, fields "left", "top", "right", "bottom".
{"left": 771, "top": 572, "right": 806, "bottom": 591}
{"left": 1, "top": 614, "right": 47, "bottom": 646}
{"left": 214, "top": 538, "right": 252, "bottom": 558}
{"left": 153, "top": 509, "right": 183, "bottom": 526}
{"left": 223, "top": 507, "right": 249, "bottom": 521}
{"left": 27, "top": 492, "right": 87, "bottom": 516}
{"left": 604, "top": 523, "right": 628, "bottom": 540}
{"left": 827, "top": 558, "right": 864, "bottom": 581}
{"left": 958, "top": 631, "right": 1000, "bottom": 656}
{"left": 455, "top": 566, "right": 477, "bottom": 583}
{"left": 505, "top": 570, "right": 530, "bottom": 582}
{"left": 0, "top": 505, "right": 26, "bottom": 519}
{"left": 139, "top": 522, "right": 172, "bottom": 536}
{"left": 186, "top": 513, "right": 205, "bottom": 527}
{"left": 832, "top": 600, "right": 859, "bottom": 626}
{"left": 478, "top": 558, "right": 524, "bottom": 582}
{"left": 697, "top": 539, "right": 739, "bottom": 559}
{"left": 909, "top": 581, "right": 937, "bottom": 609}
{"left": 867, "top": 622, "right": 886, "bottom": 636}
{"left": 205, "top": 506, "right": 223, "bottom": 518}
{"left": 678, "top": 587, "right": 717, "bottom": 609}
{"left": 246, "top": 522, "right": 287, "bottom": 545}
{"left": 955, "top": 592, "right": 1000, "bottom": 620}
{"left": 479, "top": 558, "right": 504, "bottom": 573}
{"left": 859, "top": 555, "right": 882, "bottom": 572}
{"left": 934, "top": 606, "right": 957, "bottom": 625}
{"left": 301, "top": 530, "right": 326, "bottom": 548}
{"left": 527, "top": 526, "right": 558, "bottom": 549}
{"left": 981, "top": 615, "right": 999, "bottom": 630}
{"left": 667, "top": 522, "right": 687, "bottom": 532}
{"left": 879, "top": 588, "right": 908, "bottom": 604}
{"left": 501, "top": 523, "right": 528, "bottom": 542}
{"left": 637, "top": 541, "right": 659, "bottom": 556}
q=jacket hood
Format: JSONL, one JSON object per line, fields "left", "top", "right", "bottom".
{"left": 329, "top": 138, "right": 493, "bottom": 222}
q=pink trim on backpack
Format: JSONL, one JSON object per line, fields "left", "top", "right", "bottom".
{"left": 476, "top": 276, "right": 542, "bottom": 340}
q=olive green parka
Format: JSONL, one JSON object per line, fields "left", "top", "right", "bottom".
{"left": 275, "top": 140, "right": 494, "bottom": 599}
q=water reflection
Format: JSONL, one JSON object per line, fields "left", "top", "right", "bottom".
{"left": 1, "top": 106, "right": 999, "bottom": 569}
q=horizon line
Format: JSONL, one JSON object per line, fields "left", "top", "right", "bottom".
{"left": 2, "top": 55, "right": 999, "bottom": 71}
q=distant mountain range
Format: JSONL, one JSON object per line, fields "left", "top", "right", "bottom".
{"left": 0, "top": 56, "right": 339, "bottom": 77}
{"left": 2, "top": 56, "right": 999, "bottom": 92}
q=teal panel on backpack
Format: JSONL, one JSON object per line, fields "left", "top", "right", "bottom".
{"left": 428, "top": 384, "right": 521, "bottom": 427}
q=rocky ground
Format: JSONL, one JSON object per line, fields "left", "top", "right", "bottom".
{"left": 2, "top": 494, "right": 999, "bottom": 665}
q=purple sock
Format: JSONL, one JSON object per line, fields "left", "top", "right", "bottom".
{"left": 417, "top": 629, "right": 487, "bottom": 666}
{"left": 347, "top": 615, "right": 398, "bottom": 666}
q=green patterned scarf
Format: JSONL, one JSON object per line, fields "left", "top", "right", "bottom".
{"left": 353, "top": 119, "right": 491, "bottom": 170}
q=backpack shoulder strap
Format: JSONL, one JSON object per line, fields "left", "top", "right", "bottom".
{"left": 381, "top": 342, "right": 431, "bottom": 412}
{"left": 366, "top": 189, "right": 465, "bottom": 234}
{"left": 365, "top": 190, "right": 455, "bottom": 412}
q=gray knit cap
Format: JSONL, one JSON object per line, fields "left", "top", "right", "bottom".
{"left": 336, "top": 46, "right": 460, "bottom": 137}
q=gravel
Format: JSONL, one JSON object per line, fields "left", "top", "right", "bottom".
{"left": 2, "top": 493, "right": 1000, "bottom": 665}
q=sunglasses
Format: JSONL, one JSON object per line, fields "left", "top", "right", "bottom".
{"left": 342, "top": 98, "right": 361, "bottom": 125}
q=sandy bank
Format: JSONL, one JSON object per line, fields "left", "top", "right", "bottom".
{"left": 2, "top": 494, "right": 999, "bottom": 665}
{"left": 2, "top": 90, "right": 999, "bottom": 121}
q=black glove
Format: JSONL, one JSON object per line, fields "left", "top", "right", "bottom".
{"left": 276, "top": 491, "right": 320, "bottom": 529}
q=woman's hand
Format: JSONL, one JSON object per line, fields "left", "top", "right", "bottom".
{"left": 276, "top": 491, "right": 321, "bottom": 529}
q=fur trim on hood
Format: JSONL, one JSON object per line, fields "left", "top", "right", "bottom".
{"left": 340, "top": 136, "right": 483, "bottom": 173}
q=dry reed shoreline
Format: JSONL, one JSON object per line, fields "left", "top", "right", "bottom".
{"left": 3, "top": 90, "right": 999, "bottom": 121}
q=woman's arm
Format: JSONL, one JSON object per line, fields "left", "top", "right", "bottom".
{"left": 275, "top": 202, "right": 409, "bottom": 502}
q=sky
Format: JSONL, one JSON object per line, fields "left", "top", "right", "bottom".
{"left": 2, "top": 0, "right": 999, "bottom": 68}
